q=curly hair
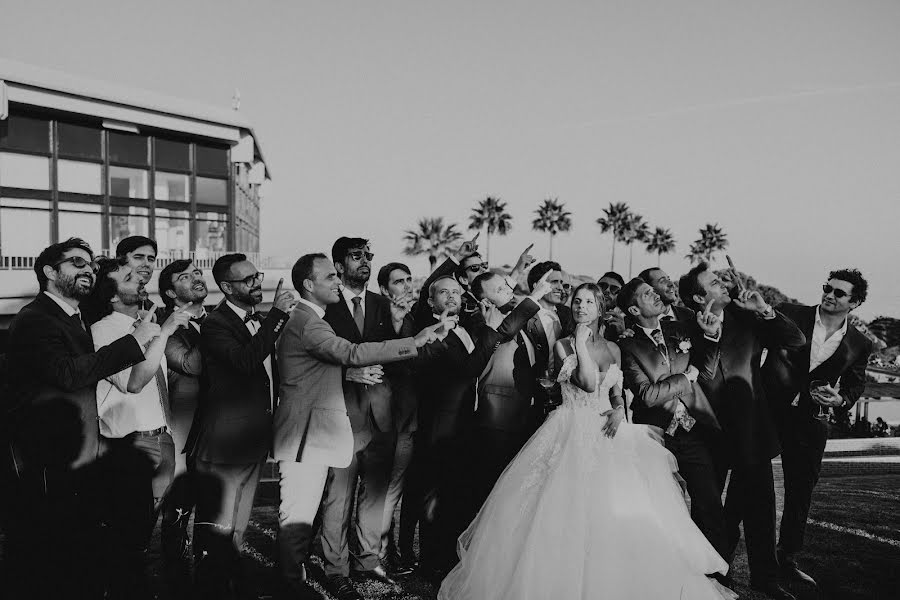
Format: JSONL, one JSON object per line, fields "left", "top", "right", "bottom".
{"left": 828, "top": 268, "right": 868, "bottom": 304}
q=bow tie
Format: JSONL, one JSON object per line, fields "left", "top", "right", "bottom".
{"left": 243, "top": 311, "right": 262, "bottom": 324}
{"left": 191, "top": 313, "right": 206, "bottom": 324}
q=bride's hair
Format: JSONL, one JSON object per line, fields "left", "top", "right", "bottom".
{"left": 571, "top": 282, "right": 606, "bottom": 315}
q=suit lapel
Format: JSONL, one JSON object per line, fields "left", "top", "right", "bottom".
{"left": 220, "top": 303, "right": 253, "bottom": 342}
{"left": 809, "top": 328, "right": 855, "bottom": 381}
{"left": 36, "top": 293, "right": 93, "bottom": 352}
{"left": 363, "top": 291, "right": 378, "bottom": 338}
{"left": 329, "top": 297, "right": 361, "bottom": 342}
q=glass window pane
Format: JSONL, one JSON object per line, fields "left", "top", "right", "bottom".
{"left": 59, "top": 210, "right": 102, "bottom": 253}
{"left": 195, "top": 212, "right": 227, "bottom": 254}
{"left": 1, "top": 205, "right": 50, "bottom": 256}
{"left": 58, "top": 122, "right": 101, "bottom": 159}
{"left": 0, "top": 152, "right": 50, "bottom": 189}
{"left": 196, "top": 176, "right": 227, "bottom": 206}
{"left": 155, "top": 208, "right": 190, "bottom": 253}
{"left": 155, "top": 138, "right": 190, "bottom": 171}
{"left": 109, "top": 166, "right": 148, "bottom": 199}
{"left": 196, "top": 144, "right": 228, "bottom": 176}
{"left": 154, "top": 171, "right": 189, "bottom": 202}
{"left": 109, "top": 207, "right": 149, "bottom": 250}
{"left": 58, "top": 160, "right": 102, "bottom": 195}
{"left": 0, "top": 114, "right": 50, "bottom": 153}
{"left": 108, "top": 131, "right": 148, "bottom": 165}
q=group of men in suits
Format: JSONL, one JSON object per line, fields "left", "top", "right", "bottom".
{"left": 1, "top": 229, "right": 873, "bottom": 600}
{"left": 614, "top": 263, "right": 872, "bottom": 600}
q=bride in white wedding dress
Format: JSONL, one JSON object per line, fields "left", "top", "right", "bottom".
{"left": 439, "top": 283, "right": 735, "bottom": 600}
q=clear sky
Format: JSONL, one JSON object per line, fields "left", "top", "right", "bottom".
{"left": 3, "top": 0, "right": 898, "bottom": 319}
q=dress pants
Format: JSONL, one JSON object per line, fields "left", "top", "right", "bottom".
{"left": 276, "top": 461, "right": 330, "bottom": 594}
{"left": 380, "top": 431, "right": 415, "bottom": 558}
{"left": 398, "top": 431, "right": 428, "bottom": 559}
{"left": 321, "top": 430, "right": 394, "bottom": 576}
{"left": 717, "top": 458, "right": 779, "bottom": 585}
{"left": 663, "top": 426, "right": 727, "bottom": 561}
{"left": 162, "top": 402, "right": 199, "bottom": 563}
{"left": 775, "top": 411, "right": 828, "bottom": 562}
{"left": 193, "top": 459, "right": 264, "bottom": 597}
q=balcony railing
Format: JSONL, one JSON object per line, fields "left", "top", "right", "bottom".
{"left": 0, "top": 251, "right": 286, "bottom": 270}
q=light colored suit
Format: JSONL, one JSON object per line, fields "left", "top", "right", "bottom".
{"left": 272, "top": 300, "right": 419, "bottom": 591}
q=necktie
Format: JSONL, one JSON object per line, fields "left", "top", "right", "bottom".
{"left": 154, "top": 366, "right": 172, "bottom": 428}
{"left": 650, "top": 328, "right": 665, "bottom": 349}
{"left": 352, "top": 296, "right": 365, "bottom": 336}
{"left": 71, "top": 312, "right": 86, "bottom": 332}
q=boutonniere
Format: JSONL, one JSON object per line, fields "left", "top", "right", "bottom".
{"left": 619, "top": 327, "right": 635, "bottom": 339}
{"left": 674, "top": 335, "right": 692, "bottom": 353}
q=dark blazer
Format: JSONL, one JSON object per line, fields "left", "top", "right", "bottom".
{"left": 762, "top": 303, "right": 872, "bottom": 418}
{"left": 415, "top": 302, "right": 535, "bottom": 445}
{"left": 5, "top": 293, "right": 145, "bottom": 470}
{"left": 325, "top": 291, "right": 398, "bottom": 440}
{"left": 412, "top": 257, "right": 485, "bottom": 332}
{"left": 164, "top": 317, "right": 206, "bottom": 454}
{"left": 189, "top": 303, "right": 288, "bottom": 464}
{"left": 512, "top": 304, "right": 576, "bottom": 408}
{"left": 393, "top": 313, "right": 421, "bottom": 433}
{"left": 698, "top": 305, "right": 806, "bottom": 465}
{"left": 620, "top": 320, "right": 720, "bottom": 432}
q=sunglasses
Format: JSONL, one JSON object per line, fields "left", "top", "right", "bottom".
{"left": 54, "top": 256, "right": 100, "bottom": 274}
{"left": 822, "top": 284, "right": 852, "bottom": 300}
{"left": 347, "top": 251, "right": 374, "bottom": 262}
{"left": 227, "top": 272, "right": 265, "bottom": 287}
{"left": 597, "top": 281, "right": 621, "bottom": 293}
{"left": 465, "top": 262, "right": 489, "bottom": 274}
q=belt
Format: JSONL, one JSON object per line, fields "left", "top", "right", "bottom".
{"left": 129, "top": 426, "right": 168, "bottom": 438}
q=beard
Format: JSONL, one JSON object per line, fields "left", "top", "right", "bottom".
{"left": 57, "top": 271, "right": 94, "bottom": 300}
{"left": 344, "top": 269, "right": 370, "bottom": 288}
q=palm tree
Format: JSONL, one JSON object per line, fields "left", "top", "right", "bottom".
{"left": 596, "top": 202, "right": 632, "bottom": 270}
{"left": 686, "top": 223, "right": 729, "bottom": 264}
{"left": 468, "top": 196, "right": 512, "bottom": 263}
{"left": 620, "top": 213, "right": 649, "bottom": 278}
{"left": 402, "top": 217, "right": 463, "bottom": 271}
{"left": 531, "top": 198, "right": 572, "bottom": 260}
{"left": 644, "top": 227, "right": 676, "bottom": 267}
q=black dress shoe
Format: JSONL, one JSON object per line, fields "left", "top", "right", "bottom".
{"left": 779, "top": 562, "right": 818, "bottom": 588}
{"left": 354, "top": 563, "right": 397, "bottom": 585}
{"left": 324, "top": 575, "right": 362, "bottom": 600}
{"left": 751, "top": 580, "right": 798, "bottom": 600}
{"left": 711, "top": 572, "right": 735, "bottom": 591}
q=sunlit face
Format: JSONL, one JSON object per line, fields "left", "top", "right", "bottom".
{"left": 627, "top": 282, "right": 665, "bottom": 319}
{"left": 50, "top": 248, "right": 96, "bottom": 300}
{"left": 428, "top": 277, "right": 463, "bottom": 316}
{"left": 381, "top": 268, "right": 413, "bottom": 299}
{"left": 480, "top": 274, "right": 515, "bottom": 308}
{"left": 168, "top": 262, "right": 208, "bottom": 306}
{"left": 645, "top": 269, "right": 677, "bottom": 305}
{"left": 571, "top": 288, "right": 602, "bottom": 325}
{"left": 695, "top": 269, "right": 730, "bottom": 311}
{"left": 597, "top": 276, "right": 622, "bottom": 306}
{"left": 309, "top": 257, "right": 342, "bottom": 305}
{"left": 338, "top": 244, "right": 372, "bottom": 286}
{"left": 124, "top": 244, "right": 156, "bottom": 285}
{"left": 108, "top": 264, "right": 145, "bottom": 307}
{"left": 222, "top": 260, "right": 264, "bottom": 306}
{"left": 820, "top": 278, "right": 859, "bottom": 315}
{"left": 460, "top": 254, "right": 488, "bottom": 285}
{"left": 541, "top": 270, "right": 565, "bottom": 306}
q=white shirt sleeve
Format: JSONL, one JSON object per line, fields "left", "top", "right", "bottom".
{"left": 91, "top": 318, "right": 134, "bottom": 394}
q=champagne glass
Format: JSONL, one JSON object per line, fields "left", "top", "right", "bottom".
{"left": 810, "top": 379, "right": 832, "bottom": 421}
{"left": 537, "top": 365, "right": 559, "bottom": 414}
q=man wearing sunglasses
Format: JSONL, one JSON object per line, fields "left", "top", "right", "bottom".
{"left": 189, "top": 253, "right": 296, "bottom": 598}
{"left": 598, "top": 271, "right": 627, "bottom": 340}
{"left": 4, "top": 238, "right": 157, "bottom": 600}
{"left": 762, "top": 269, "right": 873, "bottom": 591}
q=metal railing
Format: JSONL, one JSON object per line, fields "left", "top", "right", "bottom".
{"left": 1, "top": 250, "right": 285, "bottom": 270}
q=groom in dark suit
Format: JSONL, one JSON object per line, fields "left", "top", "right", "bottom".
{"left": 679, "top": 262, "right": 806, "bottom": 600}
{"left": 4, "top": 238, "right": 153, "bottom": 600}
{"left": 762, "top": 269, "right": 873, "bottom": 589}
{"left": 617, "top": 278, "right": 727, "bottom": 561}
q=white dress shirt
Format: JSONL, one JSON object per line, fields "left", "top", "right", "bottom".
{"left": 226, "top": 300, "right": 273, "bottom": 402}
{"left": 92, "top": 311, "right": 167, "bottom": 438}
{"left": 538, "top": 307, "right": 563, "bottom": 370}
{"left": 810, "top": 307, "right": 848, "bottom": 372}
{"left": 341, "top": 287, "right": 365, "bottom": 320}
{"left": 44, "top": 290, "right": 80, "bottom": 317}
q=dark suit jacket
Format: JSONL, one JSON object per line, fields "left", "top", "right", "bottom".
{"left": 5, "top": 293, "right": 145, "bottom": 470}
{"left": 163, "top": 318, "right": 206, "bottom": 454}
{"left": 620, "top": 320, "right": 720, "bottom": 432}
{"left": 189, "top": 303, "right": 288, "bottom": 464}
{"left": 698, "top": 305, "right": 806, "bottom": 465}
{"left": 393, "top": 313, "right": 421, "bottom": 434}
{"left": 512, "top": 304, "right": 575, "bottom": 408}
{"left": 415, "top": 302, "right": 535, "bottom": 445}
{"left": 325, "top": 291, "right": 398, "bottom": 441}
{"left": 762, "top": 303, "right": 872, "bottom": 419}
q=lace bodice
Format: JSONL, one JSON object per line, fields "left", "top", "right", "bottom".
{"left": 556, "top": 352, "right": 623, "bottom": 412}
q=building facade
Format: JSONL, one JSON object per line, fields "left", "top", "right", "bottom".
{"left": 0, "top": 59, "right": 272, "bottom": 336}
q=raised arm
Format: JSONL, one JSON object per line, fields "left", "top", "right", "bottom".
{"left": 620, "top": 344, "right": 689, "bottom": 408}
{"left": 201, "top": 308, "right": 288, "bottom": 376}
